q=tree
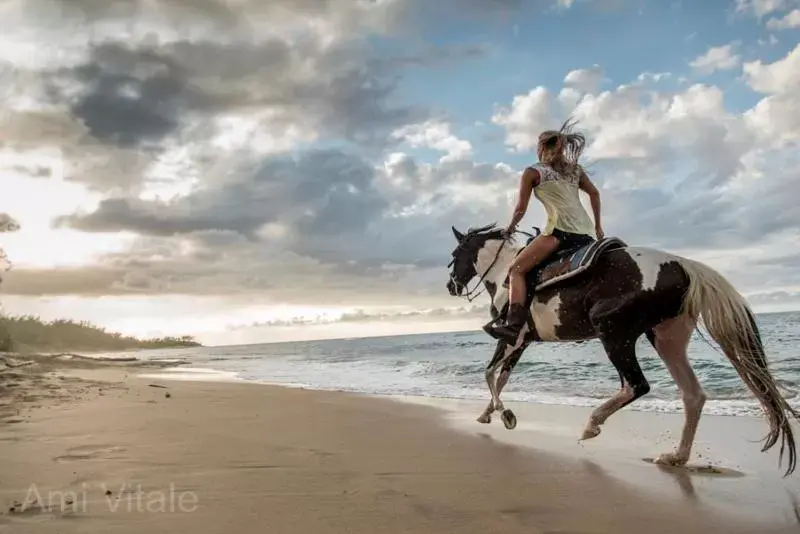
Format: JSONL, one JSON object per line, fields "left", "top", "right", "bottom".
{"left": 0, "top": 213, "right": 21, "bottom": 350}
{"left": 0, "top": 212, "right": 20, "bottom": 284}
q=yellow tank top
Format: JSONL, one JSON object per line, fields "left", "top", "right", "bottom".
{"left": 531, "top": 163, "right": 595, "bottom": 236}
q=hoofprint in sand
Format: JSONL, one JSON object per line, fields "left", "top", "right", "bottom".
{"left": 446, "top": 225, "right": 800, "bottom": 478}
{"left": 396, "top": 393, "right": 800, "bottom": 524}
{"left": 3, "top": 359, "right": 800, "bottom": 534}
{"left": 0, "top": 352, "right": 188, "bottom": 424}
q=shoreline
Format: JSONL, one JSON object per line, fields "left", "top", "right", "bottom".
{"left": 139, "top": 366, "right": 800, "bottom": 524}
{"left": 3, "top": 357, "right": 800, "bottom": 532}
{"left": 136, "top": 363, "right": 775, "bottom": 418}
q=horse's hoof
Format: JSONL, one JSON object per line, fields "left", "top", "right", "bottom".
{"left": 580, "top": 426, "right": 601, "bottom": 441}
{"left": 501, "top": 409, "right": 517, "bottom": 430}
{"left": 654, "top": 452, "right": 688, "bottom": 467}
{"left": 477, "top": 413, "right": 492, "bottom": 424}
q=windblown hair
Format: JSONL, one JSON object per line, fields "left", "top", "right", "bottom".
{"left": 538, "top": 117, "right": 587, "bottom": 175}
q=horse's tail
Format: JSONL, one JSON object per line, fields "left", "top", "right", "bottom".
{"left": 677, "top": 256, "right": 800, "bottom": 476}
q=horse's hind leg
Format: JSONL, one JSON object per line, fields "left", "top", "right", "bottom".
{"left": 582, "top": 335, "right": 650, "bottom": 440}
{"left": 650, "top": 314, "right": 706, "bottom": 467}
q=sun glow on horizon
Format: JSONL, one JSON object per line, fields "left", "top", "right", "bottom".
{"left": 0, "top": 165, "right": 141, "bottom": 268}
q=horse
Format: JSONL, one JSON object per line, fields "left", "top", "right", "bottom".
{"left": 445, "top": 223, "right": 800, "bottom": 476}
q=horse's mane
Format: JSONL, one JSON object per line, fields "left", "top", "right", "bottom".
{"left": 466, "top": 222, "right": 504, "bottom": 238}
{"left": 464, "top": 223, "right": 520, "bottom": 246}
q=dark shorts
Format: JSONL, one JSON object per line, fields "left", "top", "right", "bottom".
{"left": 551, "top": 228, "right": 595, "bottom": 251}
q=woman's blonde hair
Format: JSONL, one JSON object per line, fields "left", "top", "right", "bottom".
{"left": 538, "top": 118, "right": 587, "bottom": 175}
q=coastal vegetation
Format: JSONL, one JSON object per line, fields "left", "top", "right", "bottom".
{"left": 0, "top": 314, "right": 201, "bottom": 353}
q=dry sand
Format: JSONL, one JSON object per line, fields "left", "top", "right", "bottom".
{"left": 1, "top": 354, "right": 799, "bottom": 533}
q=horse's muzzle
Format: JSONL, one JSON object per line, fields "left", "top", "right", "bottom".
{"left": 446, "top": 279, "right": 462, "bottom": 296}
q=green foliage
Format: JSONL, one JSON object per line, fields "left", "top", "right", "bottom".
{"left": 0, "top": 314, "right": 202, "bottom": 353}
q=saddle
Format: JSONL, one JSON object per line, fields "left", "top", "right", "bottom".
{"left": 503, "top": 234, "right": 628, "bottom": 306}
{"left": 484, "top": 232, "right": 627, "bottom": 340}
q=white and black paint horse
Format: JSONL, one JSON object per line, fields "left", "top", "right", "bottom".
{"left": 446, "top": 223, "right": 800, "bottom": 475}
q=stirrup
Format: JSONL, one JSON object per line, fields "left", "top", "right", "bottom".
{"left": 483, "top": 322, "right": 522, "bottom": 345}
{"left": 482, "top": 318, "right": 501, "bottom": 338}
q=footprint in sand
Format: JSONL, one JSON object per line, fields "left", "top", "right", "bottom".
{"left": 5, "top": 497, "right": 81, "bottom": 523}
{"left": 53, "top": 444, "right": 127, "bottom": 463}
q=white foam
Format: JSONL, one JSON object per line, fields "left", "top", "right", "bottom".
{"left": 137, "top": 367, "right": 243, "bottom": 383}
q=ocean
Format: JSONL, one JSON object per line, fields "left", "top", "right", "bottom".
{"left": 132, "top": 311, "right": 800, "bottom": 418}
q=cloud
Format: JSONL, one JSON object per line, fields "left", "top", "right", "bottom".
{"left": 3, "top": 0, "right": 800, "bottom": 331}
{"left": 239, "top": 304, "right": 490, "bottom": 328}
{"left": 1, "top": 0, "right": 432, "bottom": 198}
{"left": 52, "top": 141, "right": 518, "bottom": 279}
{"left": 689, "top": 43, "right": 741, "bottom": 75}
{"left": 743, "top": 43, "right": 800, "bottom": 146}
{"left": 377, "top": 44, "right": 488, "bottom": 69}
{"left": 493, "top": 76, "right": 752, "bottom": 187}
{"left": 53, "top": 36, "right": 422, "bottom": 158}
{"left": 490, "top": 49, "right": 799, "bottom": 258}
{"left": 748, "top": 290, "right": 800, "bottom": 306}
{"left": 491, "top": 87, "right": 555, "bottom": 152}
{"left": 58, "top": 148, "right": 387, "bottom": 243}
{"left": 735, "top": 0, "right": 790, "bottom": 17}
{"left": 392, "top": 121, "right": 474, "bottom": 163}
{"left": 0, "top": 214, "right": 21, "bottom": 233}
{"left": 564, "top": 64, "right": 606, "bottom": 93}
{"left": 61, "top": 44, "right": 212, "bottom": 149}
{"left": 766, "top": 8, "right": 800, "bottom": 28}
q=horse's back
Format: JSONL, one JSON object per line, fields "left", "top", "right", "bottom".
{"left": 609, "top": 246, "right": 690, "bottom": 292}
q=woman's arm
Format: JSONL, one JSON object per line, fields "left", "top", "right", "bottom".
{"left": 506, "top": 166, "right": 539, "bottom": 234}
{"left": 578, "top": 171, "right": 603, "bottom": 238}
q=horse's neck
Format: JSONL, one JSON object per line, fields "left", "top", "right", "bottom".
{"left": 476, "top": 240, "right": 518, "bottom": 314}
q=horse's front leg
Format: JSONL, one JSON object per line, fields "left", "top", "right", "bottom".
{"left": 478, "top": 339, "right": 528, "bottom": 429}
{"left": 477, "top": 340, "right": 506, "bottom": 424}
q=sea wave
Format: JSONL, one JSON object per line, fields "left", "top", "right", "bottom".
{"left": 139, "top": 312, "right": 800, "bottom": 418}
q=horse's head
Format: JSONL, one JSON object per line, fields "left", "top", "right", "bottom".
{"left": 446, "top": 223, "right": 507, "bottom": 297}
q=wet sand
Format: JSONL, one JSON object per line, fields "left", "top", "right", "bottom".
{"left": 401, "top": 395, "right": 800, "bottom": 527}
{"left": 1, "top": 356, "right": 799, "bottom": 533}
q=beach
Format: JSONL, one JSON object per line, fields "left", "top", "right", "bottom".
{"left": 2, "top": 355, "right": 800, "bottom": 533}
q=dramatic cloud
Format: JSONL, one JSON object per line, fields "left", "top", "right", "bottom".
{"left": 58, "top": 149, "right": 389, "bottom": 257}
{"left": 2, "top": 0, "right": 799, "bottom": 342}
{"left": 0, "top": 0, "right": 436, "bottom": 201}
{"left": 491, "top": 47, "right": 800, "bottom": 254}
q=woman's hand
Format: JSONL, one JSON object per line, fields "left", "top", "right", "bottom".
{"left": 595, "top": 225, "right": 604, "bottom": 240}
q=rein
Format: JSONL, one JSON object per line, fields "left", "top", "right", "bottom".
{"left": 461, "top": 239, "right": 506, "bottom": 302}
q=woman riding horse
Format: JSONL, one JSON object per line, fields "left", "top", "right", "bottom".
{"left": 485, "top": 119, "right": 604, "bottom": 344}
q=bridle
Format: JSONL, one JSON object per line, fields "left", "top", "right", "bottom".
{"left": 448, "top": 228, "right": 539, "bottom": 303}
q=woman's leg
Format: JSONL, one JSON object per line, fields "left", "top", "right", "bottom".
{"left": 487, "top": 234, "right": 560, "bottom": 344}
{"left": 507, "top": 234, "right": 560, "bottom": 306}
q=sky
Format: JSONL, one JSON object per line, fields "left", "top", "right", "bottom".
{"left": 0, "top": 0, "right": 799, "bottom": 346}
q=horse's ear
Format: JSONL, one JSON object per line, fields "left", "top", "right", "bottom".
{"left": 452, "top": 226, "right": 465, "bottom": 242}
